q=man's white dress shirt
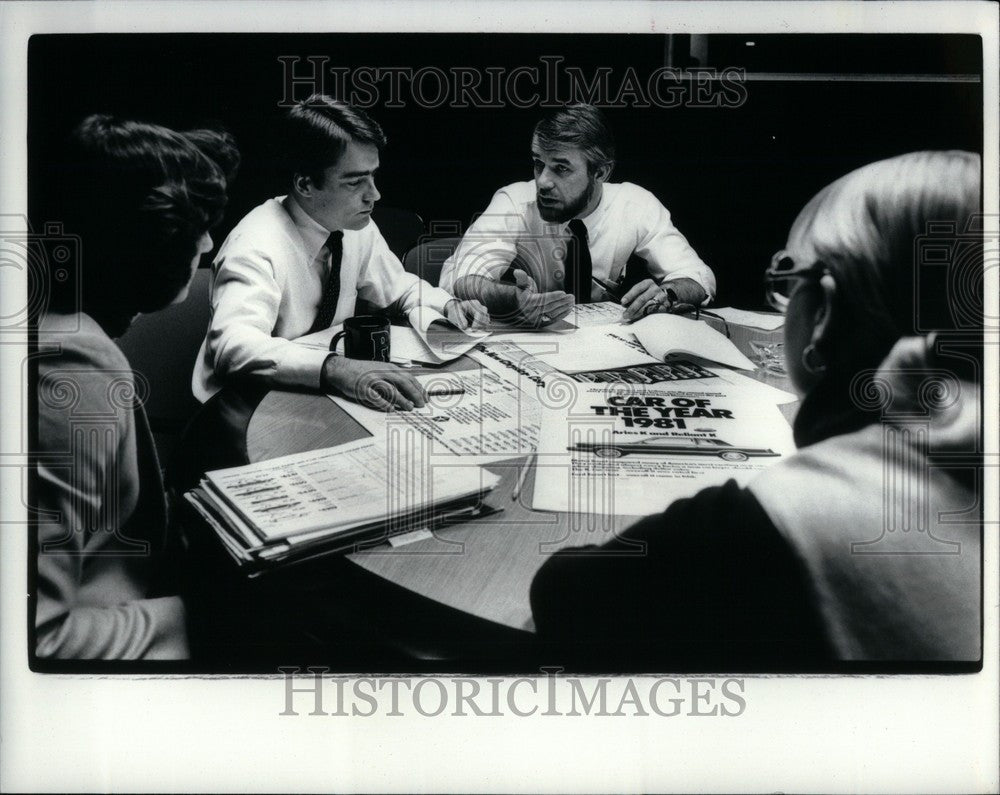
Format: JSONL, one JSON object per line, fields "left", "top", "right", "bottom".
{"left": 438, "top": 181, "right": 715, "bottom": 303}
{"left": 193, "top": 196, "right": 452, "bottom": 401}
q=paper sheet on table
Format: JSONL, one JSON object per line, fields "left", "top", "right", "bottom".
{"left": 299, "top": 324, "right": 424, "bottom": 365}
{"left": 567, "top": 301, "right": 625, "bottom": 327}
{"left": 204, "top": 436, "right": 498, "bottom": 542}
{"left": 483, "top": 301, "right": 624, "bottom": 342}
{"left": 484, "top": 316, "right": 576, "bottom": 341}
{"left": 506, "top": 323, "right": 660, "bottom": 373}
{"left": 292, "top": 312, "right": 487, "bottom": 365}
{"left": 293, "top": 324, "right": 339, "bottom": 350}
{"left": 698, "top": 359, "right": 798, "bottom": 404}
{"left": 404, "top": 306, "right": 491, "bottom": 363}
{"left": 630, "top": 313, "right": 757, "bottom": 371}
{"left": 329, "top": 369, "right": 539, "bottom": 464}
{"left": 709, "top": 307, "right": 785, "bottom": 330}
{"left": 520, "top": 347, "right": 797, "bottom": 406}
{"left": 531, "top": 382, "right": 796, "bottom": 516}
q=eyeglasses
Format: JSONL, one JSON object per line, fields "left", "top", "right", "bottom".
{"left": 645, "top": 295, "right": 732, "bottom": 338}
{"left": 763, "top": 251, "right": 829, "bottom": 313}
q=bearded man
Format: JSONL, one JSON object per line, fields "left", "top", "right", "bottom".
{"left": 439, "top": 104, "right": 715, "bottom": 326}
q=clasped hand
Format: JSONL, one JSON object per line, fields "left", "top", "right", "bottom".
{"left": 620, "top": 277, "right": 706, "bottom": 323}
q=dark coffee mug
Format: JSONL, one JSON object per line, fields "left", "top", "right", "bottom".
{"left": 330, "top": 314, "right": 391, "bottom": 362}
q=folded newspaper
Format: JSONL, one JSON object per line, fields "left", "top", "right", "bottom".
{"left": 185, "top": 437, "right": 500, "bottom": 574}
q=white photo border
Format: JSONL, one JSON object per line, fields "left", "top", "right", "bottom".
{"left": 1, "top": 1, "right": 997, "bottom": 792}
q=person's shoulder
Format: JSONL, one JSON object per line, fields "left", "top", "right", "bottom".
{"left": 228, "top": 197, "right": 286, "bottom": 229}
{"left": 493, "top": 181, "right": 536, "bottom": 206}
{"left": 39, "top": 312, "right": 128, "bottom": 372}
{"left": 610, "top": 181, "right": 662, "bottom": 207}
{"left": 218, "top": 197, "right": 301, "bottom": 262}
{"left": 227, "top": 198, "right": 298, "bottom": 243}
{"left": 37, "top": 313, "right": 139, "bottom": 424}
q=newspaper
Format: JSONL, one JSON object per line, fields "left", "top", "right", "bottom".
{"left": 330, "top": 369, "right": 539, "bottom": 464}
{"left": 531, "top": 379, "right": 796, "bottom": 516}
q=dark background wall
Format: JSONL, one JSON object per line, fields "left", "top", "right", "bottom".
{"left": 28, "top": 33, "right": 982, "bottom": 308}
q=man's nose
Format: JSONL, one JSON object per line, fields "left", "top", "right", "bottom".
{"left": 536, "top": 169, "right": 555, "bottom": 191}
{"left": 365, "top": 180, "right": 381, "bottom": 203}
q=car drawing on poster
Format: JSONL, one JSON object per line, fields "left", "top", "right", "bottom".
{"left": 567, "top": 436, "right": 779, "bottom": 462}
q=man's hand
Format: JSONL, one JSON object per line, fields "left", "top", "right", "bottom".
{"left": 453, "top": 271, "right": 574, "bottom": 327}
{"left": 320, "top": 356, "right": 427, "bottom": 411}
{"left": 443, "top": 298, "right": 490, "bottom": 331}
{"left": 512, "top": 270, "right": 575, "bottom": 328}
{"left": 621, "top": 277, "right": 707, "bottom": 323}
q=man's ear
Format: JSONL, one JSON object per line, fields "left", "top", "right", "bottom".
{"left": 292, "top": 173, "right": 313, "bottom": 198}
{"left": 810, "top": 272, "right": 838, "bottom": 352}
{"left": 593, "top": 160, "right": 614, "bottom": 184}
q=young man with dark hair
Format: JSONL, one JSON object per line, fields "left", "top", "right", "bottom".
{"left": 194, "top": 95, "right": 486, "bottom": 410}
{"left": 37, "top": 114, "right": 238, "bottom": 659}
{"left": 439, "top": 104, "right": 715, "bottom": 326}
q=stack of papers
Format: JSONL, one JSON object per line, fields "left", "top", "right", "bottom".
{"left": 185, "top": 437, "right": 500, "bottom": 574}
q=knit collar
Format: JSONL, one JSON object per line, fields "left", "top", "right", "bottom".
{"left": 792, "top": 371, "right": 885, "bottom": 449}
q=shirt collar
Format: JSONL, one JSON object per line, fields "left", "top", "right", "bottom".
{"left": 283, "top": 195, "right": 337, "bottom": 263}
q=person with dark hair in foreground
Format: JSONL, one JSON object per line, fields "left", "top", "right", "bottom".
{"left": 530, "top": 151, "right": 982, "bottom": 669}
{"left": 439, "top": 103, "right": 715, "bottom": 326}
{"left": 193, "top": 94, "right": 487, "bottom": 409}
{"left": 36, "top": 114, "right": 239, "bottom": 659}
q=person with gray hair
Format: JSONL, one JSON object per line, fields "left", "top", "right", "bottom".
{"left": 439, "top": 104, "right": 715, "bottom": 326}
{"left": 531, "top": 150, "right": 983, "bottom": 669}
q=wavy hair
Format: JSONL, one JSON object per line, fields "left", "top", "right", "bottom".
{"left": 533, "top": 104, "right": 616, "bottom": 176}
{"left": 786, "top": 150, "right": 981, "bottom": 372}
{"left": 283, "top": 94, "right": 387, "bottom": 186}
{"left": 54, "top": 114, "right": 239, "bottom": 336}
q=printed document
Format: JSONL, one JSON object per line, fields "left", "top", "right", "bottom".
{"left": 630, "top": 313, "right": 757, "bottom": 370}
{"left": 709, "top": 307, "right": 786, "bottom": 330}
{"left": 531, "top": 381, "right": 796, "bottom": 516}
{"left": 203, "top": 437, "right": 497, "bottom": 542}
{"left": 510, "top": 324, "right": 661, "bottom": 373}
{"left": 330, "top": 369, "right": 539, "bottom": 464}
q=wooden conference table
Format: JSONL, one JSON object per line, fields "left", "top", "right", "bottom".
{"left": 177, "top": 315, "right": 793, "bottom": 664}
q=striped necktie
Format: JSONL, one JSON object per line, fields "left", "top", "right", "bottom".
{"left": 309, "top": 230, "right": 344, "bottom": 333}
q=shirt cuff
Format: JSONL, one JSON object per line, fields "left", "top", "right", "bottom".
{"left": 274, "top": 344, "right": 337, "bottom": 390}
{"left": 416, "top": 285, "right": 457, "bottom": 314}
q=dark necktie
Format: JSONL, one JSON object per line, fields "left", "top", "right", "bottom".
{"left": 309, "top": 231, "right": 344, "bottom": 333}
{"left": 564, "top": 219, "right": 593, "bottom": 303}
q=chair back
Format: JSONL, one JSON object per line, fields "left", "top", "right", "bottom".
{"left": 402, "top": 237, "right": 463, "bottom": 287}
{"left": 117, "top": 268, "right": 212, "bottom": 437}
{"left": 370, "top": 206, "right": 425, "bottom": 260}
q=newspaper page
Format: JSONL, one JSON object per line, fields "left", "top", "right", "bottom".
{"left": 532, "top": 379, "right": 796, "bottom": 516}
{"left": 330, "top": 368, "right": 539, "bottom": 463}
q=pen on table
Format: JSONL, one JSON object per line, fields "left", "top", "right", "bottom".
{"left": 427, "top": 387, "right": 466, "bottom": 397}
{"left": 511, "top": 453, "right": 536, "bottom": 501}
{"left": 591, "top": 275, "right": 622, "bottom": 300}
